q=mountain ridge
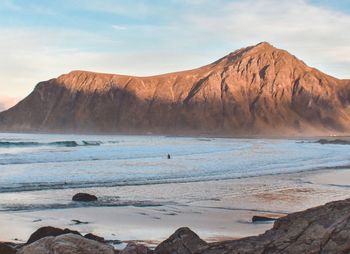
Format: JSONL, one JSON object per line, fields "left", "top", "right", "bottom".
{"left": 1, "top": 42, "right": 350, "bottom": 136}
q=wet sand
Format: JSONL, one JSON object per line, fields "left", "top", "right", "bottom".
{"left": 1, "top": 167, "right": 350, "bottom": 246}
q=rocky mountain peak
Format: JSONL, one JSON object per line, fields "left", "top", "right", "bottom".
{"left": 0, "top": 43, "right": 349, "bottom": 136}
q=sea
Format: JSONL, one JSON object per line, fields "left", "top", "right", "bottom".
{"left": 0, "top": 133, "right": 350, "bottom": 212}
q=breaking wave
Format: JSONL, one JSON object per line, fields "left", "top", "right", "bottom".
{"left": 0, "top": 140, "right": 102, "bottom": 148}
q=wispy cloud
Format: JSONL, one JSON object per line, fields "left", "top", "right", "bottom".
{"left": 112, "top": 25, "right": 127, "bottom": 30}
{"left": 180, "top": 0, "right": 350, "bottom": 76}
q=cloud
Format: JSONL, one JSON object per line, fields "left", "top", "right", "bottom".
{"left": 0, "top": 27, "right": 211, "bottom": 99}
{"left": 181, "top": 0, "right": 350, "bottom": 78}
{"left": 69, "top": 0, "right": 154, "bottom": 17}
{"left": 0, "top": 28, "right": 121, "bottom": 98}
{"left": 112, "top": 25, "right": 127, "bottom": 30}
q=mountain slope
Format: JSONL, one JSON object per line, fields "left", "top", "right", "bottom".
{"left": 1, "top": 42, "right": 350, "bottom": 135}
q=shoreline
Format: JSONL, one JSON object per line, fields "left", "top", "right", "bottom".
{"left": 1, "top": 159, "right": 350, "bottom": 195}
{"left": 1, "top": 166, "right": 350, "bottom": 245}
{"left": 1, "top": 131, "right": 350, "bottom": 140}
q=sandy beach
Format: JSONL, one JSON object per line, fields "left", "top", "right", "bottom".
{"left": 1, "top": 166, "right": 350, "bottom": 247}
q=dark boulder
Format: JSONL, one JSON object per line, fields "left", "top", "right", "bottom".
{"left": 120, "top": 242, "right": 153, "bottom": 254}
{"left": 252, "top": 215, "right": 277, "bottom": 223}
{"left": 19, "top": 234, "right": 115, "bottom": 254}
{"left": 84, "top": 233, "right": 105, "bottom": 243}
{"left": 155, "top": 227, "right": 207, "bottom": 254}
{"left": 316, "top": 139, "right": 350, "bottom": 145}
{"left": 27, "top": 226, "right": 81, "bottom": 244}
{"left": 72, "top": 193, "right": 98, "bottom": 202}
{"left": 0, "top": 242, "right": 17, "bottom": 254}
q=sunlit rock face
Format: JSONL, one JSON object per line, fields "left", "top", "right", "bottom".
{"left": 1, "top": 42, "right": 350, "bottom": 136}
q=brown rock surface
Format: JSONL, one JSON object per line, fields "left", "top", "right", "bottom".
{"left": 120, "top": 243, "right": 153, "bottom": 254}
{"left": 154, "top": 227, "right": 207, "bottom": 254}
{"left": 18, "top": 234, "right": 115, "bottom": 254}
{"left": 84, "top": 233, "right": 105, "bottom": 243}
{"left": 72, "top": 192, "right": 98, "bottom": 202}
{"left": 27, "top": 226, "right": 81, "bottom": 244}
{"left": 0, "top": 242, "right": 17, "bottom": 254}
{"left": 1, "top": 42, "right": 350, "bottom": 135}
{"left": 156, "top": 198, "right": 350, "bottom": 254}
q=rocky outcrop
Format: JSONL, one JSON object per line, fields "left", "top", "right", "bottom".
{"left": 252, "top": 215, "right": 277, "bottom": 223}
{"left": 156, "top": 198, "right": 350, "bottom": 254}
{"left": 72, "top": 193, "right": 98, "bottom": 202}
{"left": 0, "top": 242, "right": 17, "bottom": 254}
{"left": 84, "top": 233, "right": 105, "bottom": 243}
{"left": 1, "top": 42, "right": 350, "bottom": 136}
{"left": 155, "top": 227, "right": 207, "bottom": 254}
{"left": 27, "top": 226, "right": 81, "bottom": 244}
{"left": 120, "top": 243, "right": 153, "bottom": 254}
{"left": 18, "top": 234, "right": 115, "bottom": 254}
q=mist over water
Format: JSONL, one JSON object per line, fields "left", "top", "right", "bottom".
{"left": 1, "top": 133, "right": 350, "bottom": 196}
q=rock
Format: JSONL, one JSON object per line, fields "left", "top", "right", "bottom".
{"left": 252, "top": 215, "right": 277, "bottom": 223}
{"left": 155, "top": 227, "right": 208, "bottom": 254}
{"left": 120, "top": 243, "right": 153, "bottom": 254}
{"left": 72, "top": 193, "right": 98, "bottom": 202}
{"left": 18, "top": 233, "right": 115, "bottom": 254}
{"left": 316, "top": 139, "right": 350, "bottom": 145}
{"left": 201, "top": 198, "right": 350, "bottom": 253}
{"left": 106, "top": 239, "right": 123, "bottom": 245}
{"left": 27, "top": 226, "right": 81, "bottom": 244}
{"left": 71, "top": 219, "right": 89, "bottom": 225}
{"left": 0, "top": 242, "right": 17, "bottom": 254}
{"left": 84, "top": 233, "right": 105, "bottom": 243}
{"left": 2, "top": 42, "right": 350, "bottom": 136}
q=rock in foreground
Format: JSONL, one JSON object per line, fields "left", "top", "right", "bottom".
{"left": 155, "top": 227, "right": 207, "bottom": 254}
{"left": 19, "top": 234, "right": 115, "bottom": 254}
{"left": 0, "top": 242, "right": 17, "bottom": 254}
{"left": 9, "top": 198, "right": 350, "bottom": 253}
{"left": 156, "top": 198, "right": 350, "bottom": 253}
{"left": 27, "top": 226, "right": 81, "bottom": 244}
{"left": 84, "top": 233, "right": 105, "bottom": 243}
{"left": 120, "top": 242, "right": 153, "bottom": 254}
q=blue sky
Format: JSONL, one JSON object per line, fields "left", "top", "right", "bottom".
{"left": 0, "top": 0, "right": 350, "bottom": 105}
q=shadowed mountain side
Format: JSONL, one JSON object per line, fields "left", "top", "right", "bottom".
{"left": 0, "top": 81, "right": 251, "bottom": 134}
{"left": 1, "top": 42, "right": 350, "bottom": 135}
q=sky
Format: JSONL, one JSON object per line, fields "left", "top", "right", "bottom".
{"left": 0, "top": 0, "right": 350, "bottom": 106}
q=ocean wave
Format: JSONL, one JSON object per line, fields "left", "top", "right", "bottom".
{"left": 1, "top": 163, "right": 349, "bottom": 194}
{"left": 0, "top": 140, "right": 102, "bottom": 148}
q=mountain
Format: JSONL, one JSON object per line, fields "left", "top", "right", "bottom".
{"left": 1, "top": 42, "right": 350, "bottom": 136}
